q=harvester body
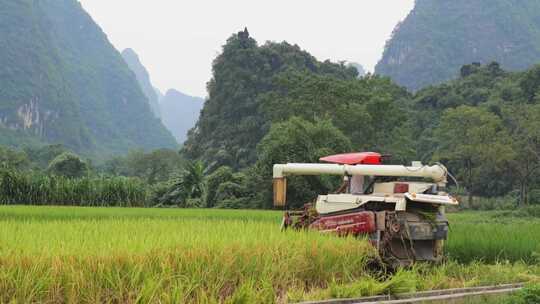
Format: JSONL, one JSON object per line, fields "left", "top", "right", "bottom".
{"left": 273, "top": 152, "right": 458, "bottom": 266}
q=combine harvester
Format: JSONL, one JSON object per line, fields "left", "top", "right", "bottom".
{"left": 273, "top": 152, "right": 459, "bottom": 267}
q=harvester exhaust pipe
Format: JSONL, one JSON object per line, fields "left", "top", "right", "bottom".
{"left": 273, "top": 163, "right": 448, "bottom": 207}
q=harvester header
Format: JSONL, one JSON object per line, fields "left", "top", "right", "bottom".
{"left": 273, "top": 161, "right": 448, "bottom": 207}
{"left": 273, "top": 162, "right": 448, "bottom": 181}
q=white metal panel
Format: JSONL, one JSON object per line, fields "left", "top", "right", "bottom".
{"left": 405, "top": 193, "right": 459, "bottom": 206}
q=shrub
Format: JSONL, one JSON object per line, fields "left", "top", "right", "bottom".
{"left": 529, "top": 190, "right": 540, "bottom": 205}
{"left": 47, "top": 152, "right": 89, "bottom": 178}
{"left": 505, "top": 284, "right": 540, "bottom": 304}
{"left": 0, "top": 146, "right": 30, "bottom": 170}
{"left": 204, "top": 166, "right": 234, "bottom": 208}
{"left": 155, "top": 161, "right": 206, "bottom": 207}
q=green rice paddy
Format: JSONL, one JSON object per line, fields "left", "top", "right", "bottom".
{"left": 0, "top": 206, "right": 538, "bottom": 303}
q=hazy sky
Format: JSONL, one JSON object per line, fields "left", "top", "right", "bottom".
{"left": 79, "top": 1, "right": 415, "bottom": 97}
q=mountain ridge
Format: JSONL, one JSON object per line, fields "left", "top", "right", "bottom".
{"left": 0, "top": 0, "right": 177, "bottom": 156}
{"left": 160, "top": 89, "right": 204, "bottom": 144}
{"left": 121, "top": 48, "right": 161, "bottom": 119}
{"left": 375, "top": 0, "right": 540, "bottom": 90}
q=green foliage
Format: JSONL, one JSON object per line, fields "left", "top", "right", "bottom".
{"left": 253, "top": 117, "right": 352, "bottom": 209}
{"left": 47, "top": 152, "right": 89, "bottom": 178}
{"left": 520, "top": 65, "right": 540, "bottom": 102}
{"left": 0, "top": 146, "right": 29, "bottom": 170}
{"left": 376, "top": 0, "right": 540, "bottom": 91}
{"left": 24, "top": 144, "right": 68, "bottom": 169}
{"left": 530, "top": 190, "right": 540, "bottom": 205}
{"left": 180, "top": 30, "right": 418, "bottom": 208}
{"left": 506, "top": 284, "right": 540, "bottom": 304}
{"left": 183, "top": 29, "right": 358, "bottom": 170}
{"left": 102, "top": 149, "right": 184, "bottom": 184}
{"left": 259, "top": 71, "right": 414, "bottom": 161}
{"left": 204, "top": 166, "right": 234, "bottom": 208}
{"left": 214, "top": 172, "right": 251, "bottom": 209}
{"left": 257, "top": 117, "right": 352, "bottom": 166}
{"left": 503, "top": 104, "right": 540, "bottom": 205}
{"left": 0, "top": 170, "right": 147, "bottom": 207}
{"left": 409, "top": 62, "right": 540, "bottom": 207}
{"left": 181, "top": 30, "right": 418, "bottom": 208}
{"left": 434, "top": 106, "right": 513, "bottom": 203}
{"left": 204, "top": 61, "right": 540, "bottom": 210}
{"left": 158, "top": 160, "right": 206, "bottom": 207}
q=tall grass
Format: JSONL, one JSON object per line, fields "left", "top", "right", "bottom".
{"left": 0, "top": 170, "right": 147, "bottom": 207}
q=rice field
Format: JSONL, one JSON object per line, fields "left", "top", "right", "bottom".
{"left": 0, "top": 206, "right": 539, "bottom": 303}
{"left": 446, "top": 212, "right": 540, "bottom": 263}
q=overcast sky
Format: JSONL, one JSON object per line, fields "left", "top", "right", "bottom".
{"left": 79, "top": 1, "right": 415, "bottom": 97}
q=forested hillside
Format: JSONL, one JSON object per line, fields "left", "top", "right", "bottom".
{"left": 193, "top": 61, "right": 540, "bottom": 209}
{"left": 376, "top": 0, "right": 540, "bottom": 91}
{"left": 0, "top": 0, "right": 177, "bottom": 156}
{"left": 183, "top": 28, "right": 408, "bottom": 170}
{"left": 410, "top": 62, "right": 540, "bottom": 205}
{"left": 181, "top": 29, "right": 540, "bottom": 209}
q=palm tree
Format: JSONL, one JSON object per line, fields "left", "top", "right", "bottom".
{"left": 160, "top": 160, "right": 206, "bottom": 207}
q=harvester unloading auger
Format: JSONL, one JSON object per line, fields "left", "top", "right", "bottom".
{"left": 273, "top": 152, "right": 459, "bottom": 267}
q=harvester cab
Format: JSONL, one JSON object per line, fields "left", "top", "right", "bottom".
{"left": 273, "top": 152, "right": 459, "bottom": 267}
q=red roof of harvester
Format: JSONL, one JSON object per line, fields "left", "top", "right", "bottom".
{"left": 320, "top": 152, "right": 382, "bottom": 165}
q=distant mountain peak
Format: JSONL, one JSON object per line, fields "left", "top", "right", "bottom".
{"left": 160, "top": 89, "right": 204, "bottom": 143}
{"left": 164, "top": 89, "right": 202, "bottom": 100}
{"left": 122, "top": 48, "right": 161, "bottom": 119}
{"left": 121, "top": 48, "right": 138, "bottom": 59}
{"left": 121, "top": 52, "right": 203, "bottom": 144}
